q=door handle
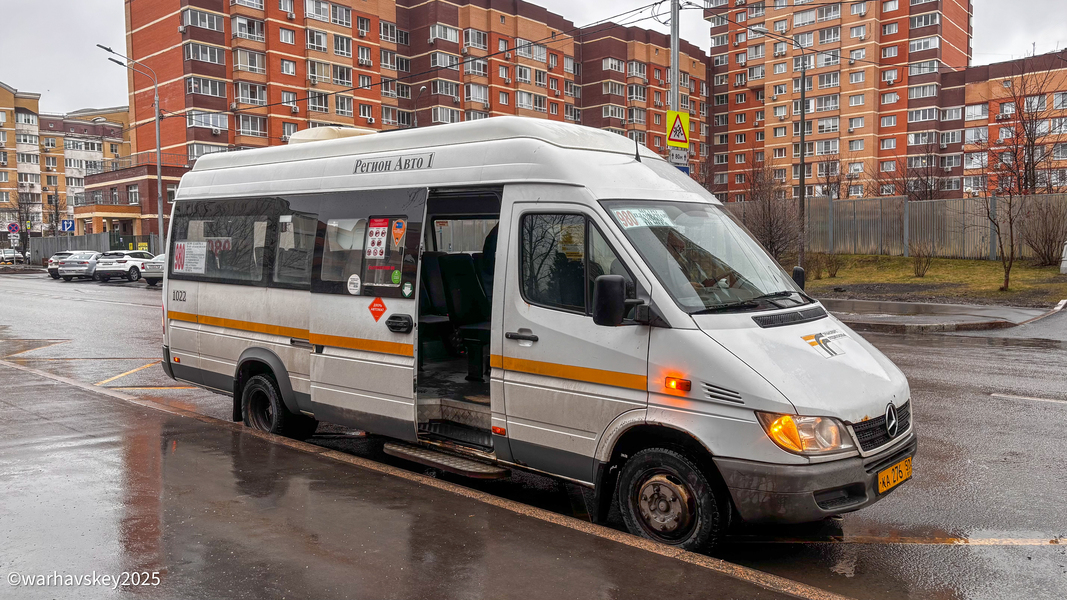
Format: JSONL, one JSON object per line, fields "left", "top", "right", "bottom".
{"left": 290, "top": 338, "right": 313, "bottom": 349}
{"left": 505, "top": 331, "right": 538, "bottom": 342}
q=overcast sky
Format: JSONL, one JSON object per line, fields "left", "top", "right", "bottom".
{"left": 0, "top": 0, "right": 1063, "bottom": 113}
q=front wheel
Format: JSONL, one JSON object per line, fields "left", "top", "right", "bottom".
{"left": 241, "top": 374, "right": 318, "bottom": 440}
{"left": 127, "top": 267, "right": 140, "bottom": 282}
{"left": 100, "top": 276, "right": 110, "bottom": 283}
{"left": 50, "top": 272, "right": 60, "bottom": 280}
{"left": 145, "top": 278, "right": 160, "bottom": 287}
{"left": 62, "top": 276, "right": 73, "bottom": 282}
{"left": 618, "top": 448, "right": 726, "bottom": 551}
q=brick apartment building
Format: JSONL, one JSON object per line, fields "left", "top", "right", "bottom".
{"left": 119, "top": 0, "right": 709, "bottom": 172}
{"left": 0, "top": 81, "right": 130, "bottom": 242}
{"left": 704, "top": 0, "right": 974, "bottom": 201}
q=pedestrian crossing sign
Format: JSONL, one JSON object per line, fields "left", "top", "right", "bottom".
{"left": 666, "top": 110, "right": 690, "bottom": 148}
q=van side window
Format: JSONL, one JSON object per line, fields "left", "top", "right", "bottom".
{"left": 274, "top": 211, "right": 318, "bottom": 286}
{"left": 320, "top": 218, "right": 366, "bottom": 284}
{"left": 520, "top": 213, "right": 635, "bottom": 315}
{"left": 169, "top": 199, "right": 273, "bottom": 284}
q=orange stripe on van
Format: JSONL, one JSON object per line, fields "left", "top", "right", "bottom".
{"left": 197, "top": 314, "right": 310, "bottom": 339}
{"left": 168, "top": 311, "right": 198, "bottom": 324}
{"left": 491, "top": 354, "right": 647, "bottom": 391}
{"left": 309, "top": 333, "right": 414, "bottom": 357}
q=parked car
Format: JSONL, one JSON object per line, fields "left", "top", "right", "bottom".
{"left": 141, "top": 254, "right": 166, "bottom": 286}
{"left": 1, "top": 248, "right": 24, "bottom": 264}
{"left": 94, "top": 250, "right": 156, "bottom": 282}
{"left": 47, "top": 251, "right": 81, "bottom": 279}
{"left": 57, "top": 252, "right": 101, "bottom": 281}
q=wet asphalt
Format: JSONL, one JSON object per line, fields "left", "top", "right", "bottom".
{"left": 0, "top": 273, "right": 1065, "bottom": 599}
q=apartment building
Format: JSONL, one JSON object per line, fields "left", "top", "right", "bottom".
{"left": 578, "top": 24, "right": 711, "bottom": 171}
{"left": 0, "top": 81, "right": 129, "bottom": 240}
{"left": 123, "top": 0, "right": 706, "bottom": 173}
{"left": 704, "top": 0, "right": 973, "bottom": 201}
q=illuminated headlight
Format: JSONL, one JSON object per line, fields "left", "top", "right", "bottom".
{"left": 756, "top": 412, "right": 856, "bottom": 456}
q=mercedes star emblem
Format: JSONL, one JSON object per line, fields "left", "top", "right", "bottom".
{"left": 885, "top": 404, "right": 899, "bottom": 438}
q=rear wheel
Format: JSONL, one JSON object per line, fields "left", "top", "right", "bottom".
{"left": 618, "top": 448, "right": 726, "bottom": 551}
{"left": 100, "top": 276, "right": 110, "bottom": 282}
{"left": 145, "top": 278, "right": 160, "bottom": 286}
{"left": 62, "top": 276, "right": 73, "bottom": 282}
{"left": 127, "top": 267, "right": 140, "bottom": 282}
{"left": 241, "top": 374, "right": 318, "bottom": 440}
{"left": 50, "top": 272, "right": 60, "bottom": 279}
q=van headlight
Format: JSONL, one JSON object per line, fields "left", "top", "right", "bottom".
{"left": 756, "top": 412, "right": 856, "bottom": 456}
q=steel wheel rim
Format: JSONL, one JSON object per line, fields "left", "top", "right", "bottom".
{"left": 247, "top": 389, "right": 275, "bottom": 431}
{"left": 631, "top": 469, "right": 696, "bottom": 542}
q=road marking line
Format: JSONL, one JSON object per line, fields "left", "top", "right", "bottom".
{"left": 95, "top": 361, "right": 161, "bottom": 386}
{"left": 110, "top": 386, "right": 197, "bottom": 390}
{"left": 990, "top": 393, "right": 1067, "bottom": 405}
{"left": 0, "top": 288, "right": 157, "bottom": 308}
{"left": 731, "top": 536, "right": 1063, "bottom": 546}
{"left": 3, "top": 340, "right": 70, "bottom": 357}
{"left": 0, "top": 356, "right": 852, "bottom": 600}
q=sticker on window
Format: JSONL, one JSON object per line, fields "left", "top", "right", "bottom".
{"left": 613, "top": 208, "right": 674, "bottom": 228}
{"left": 173, "top": 241, "right": 206, "bottom": 274}
{"left": 366, "top": 218, "right": 389, "bottom": 259}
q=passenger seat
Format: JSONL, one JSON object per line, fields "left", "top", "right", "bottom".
{"left": 437, "top": 254, "right": 491, "bottom": 381}
{"left": 418, "top": 252, "right": 452, "bottom": 361}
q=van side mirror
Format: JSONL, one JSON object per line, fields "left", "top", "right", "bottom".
{"left": 792, "top": 266, "right": 806, "bottom": 290}
{"left": 593, "top": 275, "right": 627, "bottom": 327}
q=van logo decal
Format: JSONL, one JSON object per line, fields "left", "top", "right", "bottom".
{"left": 802, "top": 330, "right": 847, "bottom": 358}
{"left": 353, "top": 152, "right": 435, "bottom": 174}
{"left": 885, "top": 404, "right": 899, "bottom": 438}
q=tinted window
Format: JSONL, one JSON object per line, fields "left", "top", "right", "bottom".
{"left": 274, "top": 211, "right": 317, "bottom": 286}
{"left": 169, "top": 199, "right": 276, "bottom": 285}
{"left": 520, "top": 213, "right": 635, "bottom": 315}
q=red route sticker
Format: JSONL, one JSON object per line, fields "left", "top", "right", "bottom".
{"left": 368, "top": 297, "right": 387, "bottom": 322}
{"left": 368, "top": 218, "right": 390, "bottom": 228}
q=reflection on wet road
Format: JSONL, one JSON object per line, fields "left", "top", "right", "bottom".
{"left": 1, "top": 273, "right": 1065, "bottom": 599}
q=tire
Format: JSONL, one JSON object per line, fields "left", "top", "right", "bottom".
{"left": 100, "top": 277, "right": 110, "bottom": 283}
{"left": 127, "top": 267, "right": 140, "bottom": 282}
{"left": 618, "top": 448, "right": 726, "bottom": 551}
{"left": 145, "top": 279, "right": 160, "bottom": 287}
{"left": 241, "top": 374, "right": 319, "bottom": 440}
{"left": 50, "top": 272, "right": 60, "bottom": 280}
{"left": 62, "top": 276, "right": 73, "bottom": 282}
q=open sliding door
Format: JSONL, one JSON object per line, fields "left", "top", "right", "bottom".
{"left": 307, "top": 188, "right": 428, "bottom": 442}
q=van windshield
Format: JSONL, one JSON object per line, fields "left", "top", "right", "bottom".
{"left": 603, "top": 200, "right": 805, "bottom": 313}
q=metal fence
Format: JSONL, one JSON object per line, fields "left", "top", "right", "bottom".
{"left": 28, "top": 233, "right": 161, "bottom": 265}
{"left": 723, "top": 194, "right": 1067, "bottom": 260}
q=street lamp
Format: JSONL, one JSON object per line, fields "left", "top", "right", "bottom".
{"left": 749, "top": 26, "right": 811, "bottom": 272}
{"left": 413, "top": 86, "right": 427, "bottom": 128}
{"left": 98, "top": 44, "right": 166, "bottom": 254}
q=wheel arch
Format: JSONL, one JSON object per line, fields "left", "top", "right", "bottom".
{"left": 233, "top": 348, "right": 300, "bottom": 422}
{"left": 590, "top": 420, "right": 726, "bottom": 525}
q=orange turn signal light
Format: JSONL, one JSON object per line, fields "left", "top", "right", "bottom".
{"left": 173, "top": 357, "right": 180, "bottom": 363}
{"left": 665, "top": 377, "right": 691, "bottom": 392}
{"left": 491, "top": 426, "right": 506, "bottom": 436}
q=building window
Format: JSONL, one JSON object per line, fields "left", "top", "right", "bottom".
{"left": 335, "top": 35, "right": 352, "bottom": 57}
{"left": 464, "top": 28, "right": 488, "bottom": 50}
{"left": 183, "top": 9, "right": 223, "bottom": 31}
{"left": 235, "top": 49, "right": 265, "bottom": 73}
{"left": 281, "top": 60, "right": 296, "bottom": 75}
{"left": 883, "top": 23, "right": 898, "bottom": 35}
{"left": 127, "top": 185, "right": 140, "bottom": 205}
{"left": 431, "top": 107, "right": 461, "bottom": 124}
{"left": 233, "top": 16, "right": 265, "bottom": 41}
{"left": 280, "top": 28, "right": 295, "bottom": 44}
{"left": 237, "top": 115, "right": 266, "bottom": 137}
{"left": 186, "top": 77, "right": 226, "bottom": 98}
{"left": 236, "top": 82, "right": 267, "bottom": 105}
{"left": 184, "top": 43, "right": 225, "bottom": 65}
{"left": 334, "top": 96, "right": 353, "bottom": 117}
{"left": 307, "top": 29, "right": 328, "bottom": 52}
{"left": 429, "top": 23, "right": 460, "bottom": 43}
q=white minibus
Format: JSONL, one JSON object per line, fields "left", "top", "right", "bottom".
{"left": 162, "top": 118, "right": 915, "bottom": 549}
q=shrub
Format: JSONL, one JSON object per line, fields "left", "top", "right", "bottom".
{"left": 825, "top": 252, "right": 845, "bottom": 278}
{"left": 909, "top": 241, "right": 934, "bottom": 277}
{"left": 804, "top": 252, "right": 825, "bottom": 280}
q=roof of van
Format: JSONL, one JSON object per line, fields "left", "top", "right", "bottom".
{"left": 180, "top": 117, "right": 718, "bottom": 205}
{"left": 192, "top": 117, "right": 657, "bottom": 172}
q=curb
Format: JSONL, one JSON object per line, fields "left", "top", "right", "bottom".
{"left": 839, "top": 318, "right": 1016, "bottom": 334}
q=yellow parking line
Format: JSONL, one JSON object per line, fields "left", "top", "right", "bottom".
{"left": 95, "top": 361, "right": 161, "bottom": 386}
{"left": 111, "top": 386, "right": 196, "bottom": 390}
{"left": 731, "top": 536, "right": 1064, "bottom": 546}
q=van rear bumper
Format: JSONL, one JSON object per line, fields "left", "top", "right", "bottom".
{"left": 713, "top": 434, "right": 917, "bottom": 524}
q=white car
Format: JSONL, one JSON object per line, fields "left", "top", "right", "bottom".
{"left": 94, "top": 250, "right": 156, "bottom": 282}
{"left": 140, "top": 254, "right": 166, "bottom": 286}
{"left": 0, "top": 249, "right": 24, "bottom": 265}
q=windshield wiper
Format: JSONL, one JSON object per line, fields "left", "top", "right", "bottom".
{"left": 690, "top": 291, "right": 803, "bottom": 314}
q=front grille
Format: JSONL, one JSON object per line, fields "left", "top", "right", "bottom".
{"left": 850, "top": 401, "right": 911, "bottom": 452}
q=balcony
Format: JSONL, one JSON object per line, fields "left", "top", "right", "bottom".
{"left": 85, "top": 152, "right": 190, "bottom": 176}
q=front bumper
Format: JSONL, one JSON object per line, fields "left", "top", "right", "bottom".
{"left": 714, "top": 433, "right": 917, "bottom": 524}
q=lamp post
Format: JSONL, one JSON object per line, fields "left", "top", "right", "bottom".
{"left": 98, "top": 45, "right": 166, "bottom": 254}
{"left": 413, "top": 86, "right": 427, "bottom": 128}
{"left": 749, "top": 26, "right": 811, "bottom": 270}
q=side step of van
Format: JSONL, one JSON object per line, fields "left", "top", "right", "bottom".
{"left": 383, "top": 442, "right": 510, "bottom": 479}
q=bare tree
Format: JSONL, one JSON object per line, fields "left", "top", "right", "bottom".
{"left": 738, "top": 157, "right": 797, "bottom": 263}
{"left": 44, "top": 192, "right": 66, "bottom": 237}
{"left": 815, "top": 153, "right": 843, "bottom": 200}
{"left": 13, "top": 192, "right": 40, "bottom": 251}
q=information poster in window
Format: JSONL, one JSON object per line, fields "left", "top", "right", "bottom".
{"left": 173, "top": 241, "right": 206, "bottom": 274}
{"left": 366, "top": 218, "right": 389, "bottom": 259}
{"left": 363, "top": 216, "right": 405, "bottom": 288}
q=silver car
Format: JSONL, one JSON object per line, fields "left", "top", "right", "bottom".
{"left": 57, "top": 252, "right": 101, "bottom": 281}
{"left": 142, "top": 254, "right": 166, "bottom": 286}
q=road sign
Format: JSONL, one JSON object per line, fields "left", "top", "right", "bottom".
{"left": 668, "top": 148, "right": 688, "bottom": 164}
{"left": 7, "top": 223, "right": 18, "bottom": 234}
{"left": 675, "top": 166, "right": 691, "bottom": 175}
{"left": 9, "top": 233, "right": 20, "bottom": 245}
{"left": 666, "top": 110, "right": 690, "bottom": 149}
{"left": 60, "top": 220, "right": 74, "bottom": 232}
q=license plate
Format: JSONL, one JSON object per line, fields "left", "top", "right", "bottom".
{"left": 877, "top": 457, "right": 912, "bottom": 494}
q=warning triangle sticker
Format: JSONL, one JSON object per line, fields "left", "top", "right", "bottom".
{"left": 668, "top": 115, "right": 688, "bottom": 144}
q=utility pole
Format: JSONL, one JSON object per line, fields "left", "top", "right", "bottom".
{"left": 670, "top": 0, "right": 680, "bottom": 118}
{"left": 798, "top": 60, "right": 807, "bottom": 270}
